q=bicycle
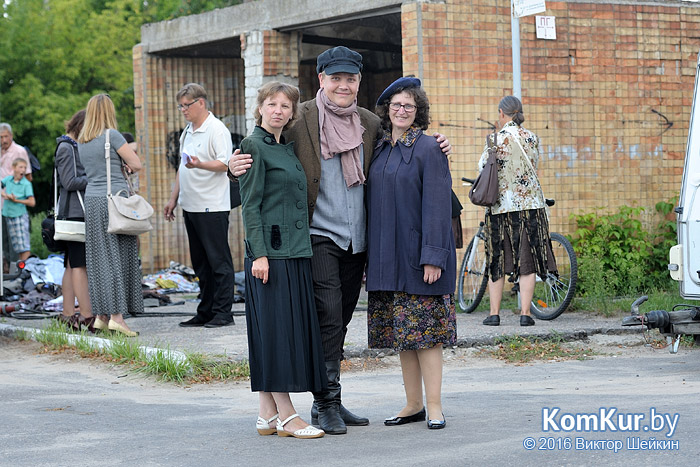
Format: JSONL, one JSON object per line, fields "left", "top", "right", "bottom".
{"left": 457, "top": 177, "right": 578, "bottom": 320}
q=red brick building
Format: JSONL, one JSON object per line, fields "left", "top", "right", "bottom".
{"left": 134, "top": 0, "right": 700, "bottom": 272}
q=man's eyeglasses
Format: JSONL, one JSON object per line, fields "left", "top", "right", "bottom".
{"left": 177, "top": 99, "right": 200, "bottom": 111}
{"left": 389, "top": 103, "right": 416, "bottom": 113}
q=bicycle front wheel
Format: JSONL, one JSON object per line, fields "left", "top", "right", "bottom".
{"left": 530, "top": 232, "right": 578, "bottom": 320}
{"left": 457, "top": 234, "right": 489, "bottom": 313}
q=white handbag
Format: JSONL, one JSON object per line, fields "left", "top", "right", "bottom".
{"left": 104, "top": 129, "right": 154, "bottom": 236}
{"left": 53, "top": 144, "right": 86, "bottom": 243}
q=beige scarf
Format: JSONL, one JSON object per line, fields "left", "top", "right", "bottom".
{"left": 316, "top": 89, "right": 366, "bottom": 187}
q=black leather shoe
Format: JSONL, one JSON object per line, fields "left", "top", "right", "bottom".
{"left": 427, "top": 419, "right": 446, "bottom": 429}
{"left": 203, "top": 316, "right": 235, "bottom": 328}
{"left": 427, "top": 413, "right": 446, "bottom": 430}
{"left": 384, "top": 408, "right": 426, "bottom": 426}
{"left": 312, "top": 403, "right": 370, "bottom": 426}
{"left": 482, "top": 315, "right": 500, "bottom": 326}
{"left": 520, "top": 315, "right": 535, "bottom": 327}
{"left": 179, "top": 316, "right": 210, "bottom": 327}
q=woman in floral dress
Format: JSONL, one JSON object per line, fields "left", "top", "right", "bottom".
{"left": 479, "top": 95, "right": 557, "bottom": 328}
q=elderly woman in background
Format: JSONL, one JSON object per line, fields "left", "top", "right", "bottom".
{"left": 479, "top": 95, "right": 557, "bottom": 327}
{"left": 54, "top": 110, "right": 94, "bottom": 332}
{"left": 78, "top": 94, "right": 142, "bottom": 337}
{"left": 366, "top": 77, "right": 456, "bottom": 430}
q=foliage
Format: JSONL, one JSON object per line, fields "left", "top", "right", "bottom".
{"left": 569, "top": 199, "right": 677, "bottom": 299}
{"left": 30, "top": 212, "right": 51, "bottom": 259}
{"left": 0, "top": 0, "right": 242, "bottom": 212}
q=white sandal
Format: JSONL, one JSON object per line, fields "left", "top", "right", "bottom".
{"left": 276, "top": 414, "right": 325, "bottom": 439}
{"left": 256, "top": 414, "right": 279, "bottom": 435}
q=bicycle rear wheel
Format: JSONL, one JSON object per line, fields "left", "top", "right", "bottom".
{"left": 530, "top": 232, "right": 578, "bottom": 320}
{"left": 457, "top": 234, "right": 489, "bottom": 313}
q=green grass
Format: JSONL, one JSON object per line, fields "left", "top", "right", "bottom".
{"left": 185, "top": 352, "right": 250, "bottom": 383}
{"left": 569, "top": 288, "right": 686, "bottom": 317}
{"left": 105, "top": 334, "right": 146, "bottom": 364}
{"left": 26, "top": 318, "right": 250, "bottom": 384}
{"left": 460, "top": 283, "right": 685, "bottom": 318}
{"left": 14, "top": 329, "right": 30, "bottom": 341}
{"left": 36, "top": 320, "right": 71, "bottom": 348}
{"left": 482, "top": 333, "right": 596, "bottom": 364}
{"left": 142, "top": 347, "right": 191, "bottom": 383}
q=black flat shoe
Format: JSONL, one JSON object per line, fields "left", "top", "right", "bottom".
{"left": 427, "top": 413, "right": 446, "bottom": 430}
{"left": 384, "top": 408, "right": 426, "bottom": 426}
{"left": 203, "top": 316, "right": 235, "bottom": 328}
{"left": 482, "top": 315, "right": 500, "bottom": 326}
{"left": 520, "top": 315, "right": 535, "bottom": 327}
{"left": 179, "top": 316, "right": 210, "bottom": 328}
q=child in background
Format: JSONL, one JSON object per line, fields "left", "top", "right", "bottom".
{"left": 1, "top": 158, "right": 35, "bottom": 260}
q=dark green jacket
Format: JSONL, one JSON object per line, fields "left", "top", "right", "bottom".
{"left": 239, "top": 126, "right": 312, "bottom": 260}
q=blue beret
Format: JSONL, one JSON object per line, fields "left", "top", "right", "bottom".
{"left": 376, "top": 77, "right": 422, "bottom": 107}
{"left": 316, "top": 46, "right": 363, "bottom": 75}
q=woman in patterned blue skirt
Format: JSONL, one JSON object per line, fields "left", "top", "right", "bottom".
{"left": 366, "top": 77, "right": 457, "bottom": 430}
{"left": 77, "top": 94, "right": 142, "bottom": 337}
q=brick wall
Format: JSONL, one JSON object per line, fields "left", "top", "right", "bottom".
{"left": 135, "top": 0, "right": 700, "bottom": 272}
{"left": 401, "top": 0, "right": 700, "bottom": 246}
{"left": 133, "top": 46, "right": 247, "bottom": 273}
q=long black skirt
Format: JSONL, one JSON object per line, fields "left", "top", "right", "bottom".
{"left": 245, "top": 257, "right": 327, "bottom": 393}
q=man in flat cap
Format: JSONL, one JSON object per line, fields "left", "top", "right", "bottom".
{"left": 231, "top": 46, "right": 450, "bottom": 435}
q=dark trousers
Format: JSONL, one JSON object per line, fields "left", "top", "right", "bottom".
{"left": 310, "top": 235, "right": 366, "bottom": 361}
{"left": 183, "top": 210, "right": 235, "bottom": 321}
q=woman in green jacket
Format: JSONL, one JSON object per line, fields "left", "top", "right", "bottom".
{"left": 239, "top": 81, "right": 326, "bottom": 439}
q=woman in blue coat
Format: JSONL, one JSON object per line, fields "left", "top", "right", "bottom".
{"left": 366, "top": 77, "right": 456, "bottom": 430}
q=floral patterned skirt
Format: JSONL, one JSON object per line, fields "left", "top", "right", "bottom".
{"left": 368, "top": 291, "right": 456, "bottom": 351}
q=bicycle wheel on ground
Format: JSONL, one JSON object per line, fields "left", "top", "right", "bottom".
{"left": 457, "top": 234, "right": 489, "bottom": 313}
{"left": 530, "top": 232, "right": 578, "bottom": 320}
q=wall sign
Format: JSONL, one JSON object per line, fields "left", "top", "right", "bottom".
{"left": 536, "top": 15, "right": 556, "bottom": 40}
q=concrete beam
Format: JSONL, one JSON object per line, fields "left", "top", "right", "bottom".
{"left": 140, "top": 0, "right": 402, "bottom": 54}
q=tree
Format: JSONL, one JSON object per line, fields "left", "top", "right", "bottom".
{"left": 0, "top": 0, "right": 242, "bottom": 211}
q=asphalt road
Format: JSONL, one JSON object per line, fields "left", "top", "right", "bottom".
{"left": 0, "top": 335, "right": 698, "bottom": 467}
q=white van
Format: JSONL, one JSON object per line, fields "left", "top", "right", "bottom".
{"left": 623, "top": 51, "right": 700, "bottom": 352}
{"left": 670, "top": 50, "right": 700, "bottom": 299}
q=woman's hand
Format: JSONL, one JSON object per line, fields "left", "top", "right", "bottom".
{"left": 252, "top": 256, "right": 270, "bottom": 284}
{"left": 423, "top": 265, "right": 442, "bottom": 284}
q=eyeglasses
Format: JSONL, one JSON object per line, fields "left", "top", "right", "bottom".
{"left": 177, "top": 99, "right": 200, "bottom": 111}
{"left": 389, "top": 102, "right": 416, "bottom": 113}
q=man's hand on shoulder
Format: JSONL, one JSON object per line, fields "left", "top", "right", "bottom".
{"left": 432, "top": 132, "right": 452, "bottom": 156}
{"left": 229, "top": 148, "right": 253, "bottom": 178}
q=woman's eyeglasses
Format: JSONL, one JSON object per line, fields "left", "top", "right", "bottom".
{"left": 389, "top": 103, "right": 416, "bottom": 113}
{"left": 177, "top": 99, "right": 200, "bottom": 111}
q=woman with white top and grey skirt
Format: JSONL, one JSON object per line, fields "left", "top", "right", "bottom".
{"left": 77, "top": 94, "right": 142, "bottom": 337}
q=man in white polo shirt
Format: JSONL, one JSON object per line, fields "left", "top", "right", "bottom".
{"left": 164, "top": 83, "right": 235, "bottom": 328}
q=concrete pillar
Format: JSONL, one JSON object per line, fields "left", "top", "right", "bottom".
{"left": 241, "top": 30, "right": 300, "bottom": 134}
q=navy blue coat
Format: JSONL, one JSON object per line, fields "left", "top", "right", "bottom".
{"left": 365, "top": 131, "right": 456, "bottom": 296}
